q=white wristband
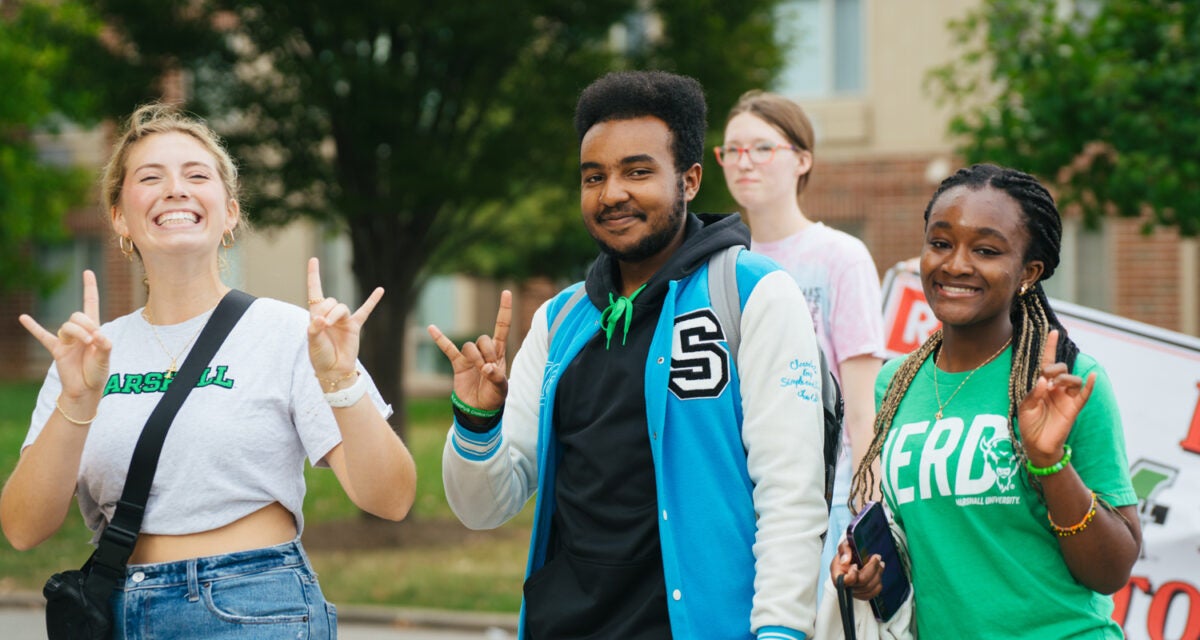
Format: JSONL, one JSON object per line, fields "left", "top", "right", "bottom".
{"left": 324, "top": 371, "right": 366, "bottom": 408}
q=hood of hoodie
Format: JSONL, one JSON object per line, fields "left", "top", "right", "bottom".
{"left": 584, "top": 212, "right": 750, "bottom": 310}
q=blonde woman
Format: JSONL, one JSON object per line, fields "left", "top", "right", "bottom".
{"left": 0, "top": 103, "right": 416, "bottom": 638}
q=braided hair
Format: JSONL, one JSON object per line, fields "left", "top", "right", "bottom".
{"left": 850, "top": 164, "right": 1080, "bottom": 510}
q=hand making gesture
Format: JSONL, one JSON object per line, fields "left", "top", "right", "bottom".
{"left": 427, "top": 291, "right": 512, "bottom": 417}
{"left": 306, "top": 257, "right": 384, "bottom": 390}
{"left": 1016, "top": 329, "right": 1096, "bottom": 468}
{"left": 19, "top": 270, "right": 112, "bottom": 400}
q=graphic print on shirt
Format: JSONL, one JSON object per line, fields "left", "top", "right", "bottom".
{"left": 798, "top": 284, "right": 826, "bottom": 346}
{"left": 101, "top": 365, "right": 236, "bottom": 396}
{"left": 886, "top": 413, "right": 1024, "bottom": 507}
{"left": 669, "top": 309, "right": 730, "bottom": 400}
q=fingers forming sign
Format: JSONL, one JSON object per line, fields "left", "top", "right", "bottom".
{"left": 306, "top": 257, "right": 384, "bottom": 385}
{"left": 1016, "top": 329, "right": 1096, "bottom": 465}
{"left": 427, "top": 290, "right": 512, "bottom": 412}
{"left": 18, "top": 270, "right": 112, "bottom": 395}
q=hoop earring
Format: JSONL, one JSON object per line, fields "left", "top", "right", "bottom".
{"left": 119, "top": 235, "right": 135, "bottom": 261}
{"left": 222, "top": 228, "right": 235, "bottom": 249}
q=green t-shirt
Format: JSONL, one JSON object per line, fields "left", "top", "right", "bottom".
{"left": 876, "top": 347, "right": 1137, "bottom": 639}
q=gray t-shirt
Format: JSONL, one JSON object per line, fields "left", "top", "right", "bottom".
{"left": 24, "top": 297, "right": 391, "bottom": 542}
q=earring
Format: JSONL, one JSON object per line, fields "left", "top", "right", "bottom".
{"left": 119, "top": 235, "right": 135, "bottom": 261}
{"left": 1019, "top": 283, "right": 1029, "bottom": 296}
{"left": 222, "top": 228, "right": 236, "bottom": 249}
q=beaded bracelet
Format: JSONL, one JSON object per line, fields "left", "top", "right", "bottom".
{"left": 1026, "top": 444, "right": 1072, "bottom": 476}
{"left": 1048, "top": 491, "right": 1097, "bottom": 538}
{"left": 451, "top": 390, "right": 501, "bottom": 418}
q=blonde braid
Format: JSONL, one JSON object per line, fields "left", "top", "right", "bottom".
{"left": 1007, "top": 289, "right": 1045, "bottom": 465}
{"left": 849, "top": 329, "right": 943, "bottom": 512}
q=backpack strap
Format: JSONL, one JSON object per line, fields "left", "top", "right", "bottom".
{"left": 707, "top": 245, "right": 744, "bottom": 361}
{"left": 547, "top": 285, "right": 588, "bottom": 348}
{"left": 708, "top": 245, "right": 844, "bottom": 512}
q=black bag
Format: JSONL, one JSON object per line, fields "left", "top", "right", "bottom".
{"left": 42, "top": 290, "right": 254, "bottom": 639}
{"left": 44, "top": 559, "right": 111, "bottom": 639}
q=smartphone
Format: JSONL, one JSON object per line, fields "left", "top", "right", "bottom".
{"left": 845, "top": 500, "right": 911, "bottom": 622}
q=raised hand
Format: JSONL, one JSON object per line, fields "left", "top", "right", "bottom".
{"left": 19, "top": 270, "right": 111, "bottom": 399}
{"left": 306, "top": 257, "right": 384, "bottom": 386}
{"left": 426, "top": 291, "right": 512, "bottom": 414}
{"left": 1016, "top": 329, "right": 1095, "bottom": 466}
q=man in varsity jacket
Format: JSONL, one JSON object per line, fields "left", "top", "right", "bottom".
{"left": 429, "top": 70, "right": 827, "bottom": 639}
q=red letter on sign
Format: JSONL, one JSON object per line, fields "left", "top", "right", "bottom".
{"left": 1146, "top": 580, "right": 1200, "bottom": 640}
{"left": 1181, "top": 382, "right": 1200, "bottom": 455}
{"left": 1112, "top": 576, "right": 1151, "bottom": 629}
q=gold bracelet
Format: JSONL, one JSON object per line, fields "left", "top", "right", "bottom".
{"left": 1048, "top": 491, "right": 1097, "bottom": 538}
{"left": 320, "top": 370, "right": 357, "bottom": 392}
{"left": 55, "top": 400, "right": 97, "bottom": 426}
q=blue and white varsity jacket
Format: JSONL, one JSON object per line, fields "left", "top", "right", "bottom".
{"left": 443, "top": 214, "right": 827, "bottom": 639}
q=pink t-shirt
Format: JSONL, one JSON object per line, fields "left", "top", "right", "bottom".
{"left": 752, "top": 222, "right": 884, "bottom": 381}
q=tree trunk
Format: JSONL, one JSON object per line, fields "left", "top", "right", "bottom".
{"left": 360, "top": 291, "right": 409, "bottom": 441}
{"left": 348, "top": 213, "right": 431, "bottom": 444}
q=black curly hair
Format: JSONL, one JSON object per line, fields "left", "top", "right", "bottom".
{"left": 574, "top": 70, "right": 707, "bottom": 175}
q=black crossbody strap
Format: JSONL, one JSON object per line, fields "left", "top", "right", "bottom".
{"left": 87, "top": 289, "right": 255, "bottom": 590}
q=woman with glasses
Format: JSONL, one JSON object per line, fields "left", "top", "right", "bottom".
{"left": 719, "top": 91, "right": 885, "bottom": 591}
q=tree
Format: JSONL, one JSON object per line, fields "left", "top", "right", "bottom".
{"left": 927, "top": 0, "right": 1200, "bottom": 236}
{"left": 86, "top": 0, "right": 788, "bottom": 437}
{"left": 0, "top": 2, "right": 115, "bottom": 294}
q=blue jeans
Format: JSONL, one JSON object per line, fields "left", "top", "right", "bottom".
{"left": 111, "top": 539, "right": 337, "bottom": 639}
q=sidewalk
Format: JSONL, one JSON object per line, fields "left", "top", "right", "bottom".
{"left": 0, "top": 591, "right": 518, "bottom": 639}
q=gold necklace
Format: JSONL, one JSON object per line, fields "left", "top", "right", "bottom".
{"left": 932, "top": 338, "right": 1012, "bottom": 420}
{"left": 142, "top": 308, "right": 206, "bottom": 381}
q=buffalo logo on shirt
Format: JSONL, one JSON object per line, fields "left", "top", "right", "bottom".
{"left": 669, "top": 309, "right": 730, "bottom": 400}
{"left": 979, "top": 434, "right": 1020, "bottom": 493}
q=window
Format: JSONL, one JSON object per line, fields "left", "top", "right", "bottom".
{"left": 412, "top": 275, "right": 459, "bottom": 376}
{"left": 774, "top": 0, "right": 864, "bottom": 98}
{"left": 1041, "top": 217, "right": 1111, "bottom": 311}
{"left": 37, "top": 238, "right": 106, "bottom": 329}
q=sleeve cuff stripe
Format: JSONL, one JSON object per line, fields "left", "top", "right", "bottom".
{"left": 758, "top": 628, "right": 805, "bottom": 640}
{"left": 451, "top": 424, "right": 502, "bottom": 460}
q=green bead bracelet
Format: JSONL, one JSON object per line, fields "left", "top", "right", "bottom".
{"left": 1026, "top": 444, "right": 1072, "bottom": 476}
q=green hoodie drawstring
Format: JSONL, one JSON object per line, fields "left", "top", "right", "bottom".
{"left": 599, "top": 283, "right": 647, "bottom": 349}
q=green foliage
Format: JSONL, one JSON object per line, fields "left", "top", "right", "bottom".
{"left": 87, "top": 1, "right": 786, "bottom": 280}
{"left": 927, "top": 0, "right": 1200, "bottom": 235}
{"left": 58, "top": 1, "right": 788, "bottom": 420}
{"left": 0, "top": 2, "right": 109, "bottom": 295}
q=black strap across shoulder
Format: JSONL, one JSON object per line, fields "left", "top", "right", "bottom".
{"left": 84, "top": 289, "right": 255, "bottom": 596}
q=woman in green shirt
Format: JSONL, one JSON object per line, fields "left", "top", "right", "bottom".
{"left": 834, "top": 164, "right": 1141, "bottom": 637}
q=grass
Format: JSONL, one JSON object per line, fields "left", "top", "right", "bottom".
{"left": 0, "top": 383, "right": 532, "bottom": 613}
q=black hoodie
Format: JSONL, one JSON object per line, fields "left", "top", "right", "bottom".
{"left": 522, "top": 213, "right": 748, "bottom": 639}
